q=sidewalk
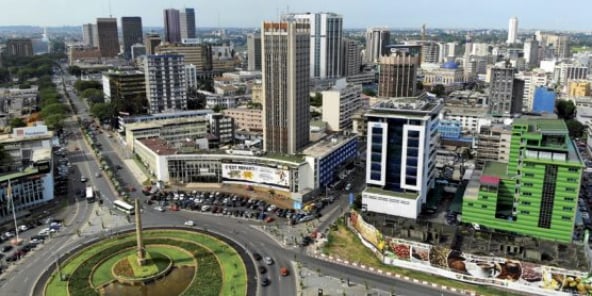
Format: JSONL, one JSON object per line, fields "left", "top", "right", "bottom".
{"left": 123, "top": 159, "right": 149, "bottom": 184}
{"left": 78, "top": 203, "right": 131, "bottom": 237}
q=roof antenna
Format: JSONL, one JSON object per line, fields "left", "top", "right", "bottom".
{"left": 108, "top": 0, "right": 112, "bottom": 18}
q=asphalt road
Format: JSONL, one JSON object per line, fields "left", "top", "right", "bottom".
{"left": 0, "top": 71, "right": 463, "bottom": 296}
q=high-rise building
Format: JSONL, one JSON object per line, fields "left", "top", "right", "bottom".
{"left": 131, "top": 44, "right": 146, "bottom": 60}
{"left": 282, "top": 12, "right": 343, "bottom": 79}
{"left": 341, "top": 38, "right": 362, "bottom": 77}
{"left": 365, "top": 27, "right": 390, "bottom": 64}
{"left": 247, "top": 33, "right": 262, "bottom": 71}
{"left": 489, "top": 63, "right": 520, "bottom": 115}
{"left": 321, "top": 78, "right": 362, "bottom": 131}
{"left": 523, "top": 38, "right": 539, "bottom": 69}
{"left": 82, "top": 23, "right": 98, "bottom": 47}
{"left": 462, "top": 119, "right": 583, "bottom": 243}
{"left": 163, "top": 9, "right": 181, "bottom": 44}
{"left": 121, "top": 17, "right": 143, "bottom": 60}
{"left": 96, "top": 18, "right": 120, "bottom": 57}
{"left": 516, "top": 69, "right": 548, "bottom": 112}
{"left": 180, "top": 8, "right": 196, "bottom": 40}
{"left": 362, "top": 94, "right": 442, "bottom": 219}
{"left": 261, "top": 20, "right": 310, "bottom": 154}
{"left": 144, "top": 33, "right": 161, "bottom": 55}
{"left": 155, "top": 43, "right": 213, "bottom": 78}
{"left": 568, "top": 81, "right": 591, "bottom": 97}
{"left": 102, "top": 70, "right": 147, "bottom": 111}
{"left": 144, "top": 54, "right": 187, "bottom": 114}
{"left": 420, "top": 41, "right": 440, "bottom": 64}
{"left": 377, "top": 52, "right": 419, "bottom": 98}
{"left": 438, "top": 42, "right": 456, "bottom": 62}
{"left": 5, "top": 39, "right": 33, "bottom": 57}
{"left": 507, "top": 17, "right": 518, "bottom": 44}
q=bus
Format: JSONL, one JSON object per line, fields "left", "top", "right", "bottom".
{"left": 85, "top": 186, "right": 95, "bottom": 203}
{"left": 113, "top": 199, "right": 135, "bottom": 215}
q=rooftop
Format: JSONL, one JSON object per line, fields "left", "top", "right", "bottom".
{"left": 365, "top": 186, "right": 419, "bottom": 200}
{"left": 0, "top": 166, "right": 40, "bottom": 183}
{"left": 125, "top": 116, "right": 209, "bottom": 131}
{"left": 137, "top": 138, "right": 178, "bottom": 155}
{"left": 368, "top": 93, "right": 443, "bottom": 117}
{"left": 302, "top": 134, "right": 358, "bottom": 158}
{"left": 513, "top": 118, "right": 568, "bottom": 133}
{"left": 482, "top": 161, "right": 508, "bottom": 178}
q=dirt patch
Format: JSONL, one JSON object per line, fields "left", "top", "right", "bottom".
{"left": 113, "top": 258, "right": 134, "bottom": 278}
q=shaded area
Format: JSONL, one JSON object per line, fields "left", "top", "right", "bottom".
{"left": 101, "top": 266, "right": 195, "bottom": 296}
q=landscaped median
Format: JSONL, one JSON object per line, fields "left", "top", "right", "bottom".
{"left": 321, "top": 218, "right": 519, "bottom": 296}
{"left": 43, "top": 229, "right": 249, "bottom": 296}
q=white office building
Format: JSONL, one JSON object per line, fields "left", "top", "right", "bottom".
{"left": 321, "top": 78, "right": 362, "bottom": 132}
{"left": 145, "top": 54, "right": 187, "bottom": 114}
{"left": 507, "top": 17, "right": 518, "bottom": 44}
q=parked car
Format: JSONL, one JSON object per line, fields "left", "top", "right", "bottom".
{"left": 280, "top": 267, "right": 290, "bottom": 276}
{"left": 154, "top": 206, "right": 165, "bottom": 212}
{"left": 253, "top": 253, "right": 262, "bottom": 261}
{"left": 80, "top": 176, "right": 87, "bottom": 183}
{"left": 260, "top": 277, "right": 270, "bottom": 287}
{"left": 258, "top": 265, "right": 267, "bottom": 274}
{"left": 264, "top": 256, "right": 274, "bottom": 265}
{"left": 184, "top": 220, "right": 195, "bottom": 226}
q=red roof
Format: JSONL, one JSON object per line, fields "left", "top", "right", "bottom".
{"left": 479, "top": 175, "right": 500, "bottom": 186}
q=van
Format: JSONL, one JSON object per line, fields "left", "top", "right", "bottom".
{"left": 345, "top": 183, "right": 352, "bottom": 191}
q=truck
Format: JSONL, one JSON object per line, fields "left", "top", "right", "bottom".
{"left": 85, "top": 186, "right": 95, "bottom": 203}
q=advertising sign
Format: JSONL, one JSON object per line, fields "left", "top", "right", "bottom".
{"left": 222, "top": 163, "right": 290, "bottom": 188}
{"left": 349, "top": 210, "right": 385, "bottom": 251}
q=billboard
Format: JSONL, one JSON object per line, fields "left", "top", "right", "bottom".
{"left": 222, "top": 163, "right": 290, "bottom": 188}
{"left": 349, "top": 210, "right": 385, "bottom": 251}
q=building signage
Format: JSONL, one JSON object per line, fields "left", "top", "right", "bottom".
{"left": 13, "top": 125, "right": 49, "bottom": 138}
{"left": 222, "top": 163, "right": 290, "bottom": 188}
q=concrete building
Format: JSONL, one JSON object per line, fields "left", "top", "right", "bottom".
{"left": 475, "top": 124, "right": 512, "bottom": 167}
{"left": 96, "top": 18, "right": 120, "bottom": 57}
{"left": 251, "top": 83, "right": 263, "bottom": 104}
{"left": 5, "top": 39, "right": 33, "bottom": 57}
{"left": 489, "top": 64, "right": 522, "bottom": 115}
{"left": 102, "top": 70, "right": 146, "bottom": 107}
{"left": 117, "top": 110, "right": 213, "bottom": 133}
{"left": 362, "top": 94, "right": 442, "bottom": 219}
{"left": 365, "top": 27, "right": 390, "bottom": 64}
{"left": 121, "top": 17, "right": 143, "bottom": 60}
{"left": 179, "top": 8, "right": 196, "bottom": 40}
{"left": 222, "top": 107, "right": 263, "bottom": 131}
{"left": 261, "top": 20, "right": 310, "bottom": 154}
{"left": 377, "top": 53, "right": 419, "bottom": 98}
{"left": 463, "top": 119, "right": 583, "bottom": 243}
{"left": 517, "top": 69, "right": 548, "bottom": 112}
{"left": 507, "top": 17, "right": 518, "bottom": 44}
{"left": 554, "top": 63, "right": 589, "bottom": 85}
{"left": 82, "top": 23, "right": 98, "bottom": 47}
{"left": 303, "top": 134, "right": 359, "bottom": 189}
{"left": 321, "top": 78, "right": 362, "bottom": 131}
{"left": 342, "top": 38, "right": 362, "bottom": 77}
{"left": 0, "top": 125, "right": 53, "bottom": 171}
{"left": 131, "top": 44, "right": 146, "bottom": 60}
{"left": 124, "top": 116, "right": 209, "bottom": 151}
{"left": 0, "top": 87, "right": 38, "bottom": 118}
{"left": 420, "top": 41, "right": 440, "bottom": 64}
{"left": 532, "top": 86, "right": 556, "bottom": 113}
{"left": 208, "top": 113, "right": 234, "bottom": 146}
{"left": 144, "top": 33, "right": 161, "bottom": 55}
{"left": 163, "top": 8, "right": 181, "bottom": 44}
{"left": 441, "top": 99, "right": 490, "bottom": 135}
{"left": 184, "top": 64, "right": 198, "bottom": 89}
{"left": 422, "top": 61, "right": 464, "bottom": 90}
{"left": 247, "top": 33, "right": 262, "bottom": 71}
{"left": 283, "top": 12, "right": 343, "bottom": 79}
{"left": 156, "top": 43, "right": 213, "bottom": 77}
{"left": 523, "top": 38, "right": 539, "bottom": 69}
{"left": 144, "top": 54, "right": 187, "bottom": 114}
{"left": 569, "top": 81, "right": 591, "bottom": 97}
{"left": 439, "top": 42, "right": 456, "bottom": 62}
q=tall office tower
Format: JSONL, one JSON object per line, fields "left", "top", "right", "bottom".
{"left": 144, "top": 33, "right": 161, "bottom": 55}
{"left": 144, "top": 54, "right": 187, "bottom": 114}
{"left": 362, "top": 94, "right": 443, "bottom": 219}
{"left": 365, "top": 27, "right": 390, "bottom": 64}
{"left": 246, "top": 33, "right": 262, "bottom": 71}
{"left": 180, "top": 8, "right": 196, "bottom": 40}
{"left": 121, "top": 17, "right": 143, "bottom": 60}
{"left": 420, "top": 41, "right": 440, "bottom": 64}
{"left": 377, "top": 52, "right": 419, "bottom": 98}
{"left": 96, "top": 18, "right": 120, "bottom": 57}
{"left": 341, "top": 38, "right": 362, "bottom": 77}
{"left": 82, "top": 23, "right": 98, "bottom": 47}
{"left": 462, "top": 119, "right": 583, "bottom": 243}
{"left": 523, "top": 38, "right": 540, "bottom": 69}
{"left": 438, "top": 42, "right": 456, "bottom": 62}
{"left": 555, "top": 34, "right": 570, "bottom": 59}
{"left": 5, "top": 39, "right": 33, "bottom": 57}
{"left": 282, "top": 12, "right": 343, "bottom": 79}
{"left": 163, "top": 8, "right": 181, "bottom": 43}
{"left": 489, "top": 63, "right": 521, "bottom": 115}
{"left": 507, "top": 17, "right": 518, "bottom": 44}
{"left": 261, "top": 20, "right": 310, "bottom": 154}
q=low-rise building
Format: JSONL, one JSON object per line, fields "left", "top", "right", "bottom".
{"left": 303, "top": 134, "right": 359, "bottom": 189}
{"left": 0, "top": 86, "right": 38, "bottom": 117}
{"left": 123, "top": 116, "right": 209, "bottom": 151}
{"left": 208, "top": 113, "right": 234, "bottom": 146}
{"left": 222, "top": 107, "right": 263, "bottom": 131}
{"left": 475, "top": 124, "right": 512, "bottom": 168}
{"left": 117, "top": 110, "right": 213, "bottom": 133}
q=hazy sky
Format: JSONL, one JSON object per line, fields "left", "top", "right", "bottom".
{"left": 0, "top": 0, "right": 590, "bottom": 31}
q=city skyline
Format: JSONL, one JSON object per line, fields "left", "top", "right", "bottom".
{"left": 0, "top": 0, "right": 591, "bottom": 31}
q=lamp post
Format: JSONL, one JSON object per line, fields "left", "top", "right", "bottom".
{"left": 8, "top": 180, "right": 20, "bottom": 245}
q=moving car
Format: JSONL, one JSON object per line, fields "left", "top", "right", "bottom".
{"left": 184, "top": 220, "right": 195, "bottom": 226}
{"left": 80, "top": 176, "right": 87, "bottom": 183}
{"left": 280, "top": 267, "right": 289, "bottom": 276}
{"left": 253, "top": 253, "right": 262, "bottom": 261}
{"left": 264, "top": 256, "right": 273, "bottom": 265}
{"left": 258, "top": 265, "right": 267, "bottom": 274}
{"left": 260, "top": 277, "right": 270, "bottom": 287}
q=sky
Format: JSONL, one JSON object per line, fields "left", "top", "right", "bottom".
{"left": 0, "top": 0, "right": 590, "bottom": 31}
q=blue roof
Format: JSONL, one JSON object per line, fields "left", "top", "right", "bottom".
{"left": 441, "top": 61, "right": 459, "bottom": 69}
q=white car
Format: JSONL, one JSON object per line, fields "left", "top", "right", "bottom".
{"left": 80, "top": 176, "right": 87, "bottom": 183}
{"left": 18, "top": 225, "right": 28, "bottom": 232}
{"left": 154, "top": 206, "right": 165, "bottom": 212}
{"left": 184, "top": 220, "right": 195, "bottom": 226}
{"left": 264, "top": 256, "right": 274, "bottom": 265}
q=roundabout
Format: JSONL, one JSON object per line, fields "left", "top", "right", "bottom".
{"left": 41, "top": 228, "right": 251, "bottom": 296}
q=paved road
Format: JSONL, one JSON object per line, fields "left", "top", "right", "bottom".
{"left": 0, "top": 70, "right": 463, "bottom": 296}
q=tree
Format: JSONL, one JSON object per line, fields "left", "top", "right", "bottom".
{"left": 362, "top": 88, "right": 376, "bottom": 97}
{"left": 9, "top": 117, "right": 26, "bottom": 128}
{"left": 73, "top": 80, "right": 102, "bottom": 93}
{"left": 212, "top": 105, "right": 222, "bottom": 113}
{"left": 81, "top": 88, "right": 104, "bottom": 105}
{"left": 67, "top": 65, "right": 82, "bottom": 77}
{"left": 40, "top": 103, "right": 67, "bottom": 118}
{"left": 431, "top": 84, "right": 446, "bottom": 97}
{"left": 44, "top": 113, "right": 65, "bottom": 130}
{"left": 416, "top": 81, "right": 424, "bottom": 92}
{"left": 310, "top": 92, "right": 323, "bottom": 107}
{"left": 556, "top": 99, "right": 576, "bottom": 120}
{"left": 90, "top": 103, "right": 114, "bottom": 121}
{"left": 566, "top": 119, "right": 585, "bottom": 138}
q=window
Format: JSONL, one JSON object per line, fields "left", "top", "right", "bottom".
{"left": 563, "top": 207, "right": 573, "bottom": 211}
{"left": 521, "top": 201, "right": 531, "bottom": 206}
{"left": 568, "top": 167, "right": 579, "bottom": 172}
{"left": 523, "top": 183, "right": 533, "bottom": 187}
{"left": 562, "top": 216, "right": 572, "bottom": 221}
{"left": 523, "top": 192, "right": 532, "bottom": 196}
{"left": 524, "top": 173, "right": 534, "bottom": 178}
{"left": 567, "top": 178, "right": 577, "bottom": 183}
{"left": 481, "top": 205, "right": 487, "bottom": 209}
{"left": 565, "top": 197, "right": 574, "bottom": 202}
{"left": 467, "top": 203, "right": 474, "bottom": 207}
{"left": 565, "top": 187, "right": 576, "bottom": 192}
{"left": 520, "top": 210, "right": 530, "bottom": 215}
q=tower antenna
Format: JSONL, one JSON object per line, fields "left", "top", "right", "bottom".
{"left": 108, "top": 0, "right": 112, "bottom": 18}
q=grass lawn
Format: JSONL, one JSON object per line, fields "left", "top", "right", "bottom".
{"left": 323, "top": 222, "right": 519, "bottom": 296}
{"left": 148, "top": 246, "right": 195, "bottom": 266}
{"left": 127, "top": 252, "right": 160, "bottom": 278}
{"left": 91, "top": 249, "right": 134, "bottom": 287}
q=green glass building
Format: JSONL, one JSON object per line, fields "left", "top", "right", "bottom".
{"left": 462, "top": 119, "right": 583, "bottom": 242}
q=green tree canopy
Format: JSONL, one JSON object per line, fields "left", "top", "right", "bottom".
{"left": 74, "top": 80, "right": 102, "bottom": 93}
{"left": 40, "top": 103, "right": 67, "bottom": 118}
{"left": 431, "top": 84, "right": 446, "bottom": 97}
{"left": 310, "top": 92, "right": 322, "bottom": 107}
{"left": 565, "top": 119, "right": 585, "bottom": 138}
{"left": 362, "top": 88, "right": 376, "bottom": 96}
{"left": 43, "top": 113, "right": 65, "bottom": 130}
{"left": 90, "top": 102, "right": 114, "bottom": 121}
{"left": 68, "top": 65, "right": 82, "bottom": 76}
{"left": 81, "top": 88, "right": 104, "bottom": 105}
{"left": 556, "top": 99, "right": 576, "bottom": 120}
{"left": 9, "top": 117, "right": 26, "bottom": 128}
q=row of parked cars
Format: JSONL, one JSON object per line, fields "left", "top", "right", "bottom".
{"left": 151, "top": 190, "right": 324, "bottom": 225}
{"left": 0, "top": 219, "right": 62, "bottom": 265}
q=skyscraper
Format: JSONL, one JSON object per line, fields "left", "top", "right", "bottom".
{"left": 82, "top": 23, "right": 98, "bottom": 47}
{"left": 489, "top": 63, "right": 522, "bottom": 115}
{"left": 247, "top": 33, "right": 262, "bottom": 71}
{"left": 523, "top": 38, "right": 540, "bottom": 69}
{"left": 144, "top": 33, "right": 161, "bottom": 55}
{"left": 365, "top": 27, "right": 390, "bottom": 64}
{"left": 163, "top": 9, "right": 181, "bottom": 44}
{"left": 507, "top": 17, "right": 518, "bottom": 44}
{"left": 96, "top": 18, "right": 120, "bottom": 57}
{"left": 261, "top": 20, "right": 310, "bottom": 154}
{"left": 282, "top": 12, "right": 343, "bottom": 79}
{"left": 341, "top": 38, "right": 362, "bottom": 77}
{"left": 144, "top": 54, "right": 187, "bottom": 114}
{"left": 180, "top": 8, "right": 196, "bottom": 40}
{"left": 377, "top": 51, "right": 419, "bottom": 98}
{"left": 5, "top": 39, "right": 33, "bottom": 57}
{"left": 121, "top": 17, "right": 143, "bottom": 60}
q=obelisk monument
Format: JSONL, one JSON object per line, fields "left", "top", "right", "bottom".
{"left": 134, "top": 198, "right": 146, "bottom": 265}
